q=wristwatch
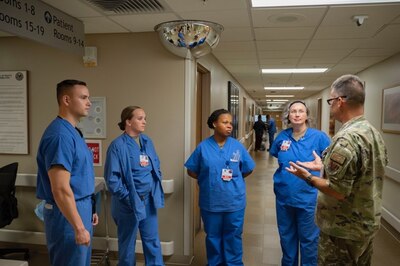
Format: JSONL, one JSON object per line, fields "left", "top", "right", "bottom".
{"left": 305, "top": 174, "right": 314, "bottom": 187}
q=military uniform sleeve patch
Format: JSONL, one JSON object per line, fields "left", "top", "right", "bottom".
{"left": 330, "top": 152, "right": 346, "bottom": 165}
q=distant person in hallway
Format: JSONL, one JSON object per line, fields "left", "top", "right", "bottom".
{"left": 266, "top": 114, "right": 277, "bottom": 151}
{"left": 104, "top": 106, "right": 164, "bottom": 266}
{"left": 269, "top": 100, "right": 330, "bottom": 266}
{"left": 286, "top": 74, "right": 388, "bottom": 265}
{"left": 253, "top": 114, "right": 267, "bottom": 151}
{"left": 36, "top": 79, "right": 98, "bottom": 266}
{"left": 185, "top": 109, "right": 255, "bottom": 266}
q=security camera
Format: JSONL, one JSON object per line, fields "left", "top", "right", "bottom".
{"left": 353, "top": 15, "right": 368, "bottom": 27}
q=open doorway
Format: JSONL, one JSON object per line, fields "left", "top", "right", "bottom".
{"left": 194, "top": 63, "right": 210, "bottom": 236}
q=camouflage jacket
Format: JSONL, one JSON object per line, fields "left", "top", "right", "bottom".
{"left": 316, "top": 116, "right": 388, "bottom": 240}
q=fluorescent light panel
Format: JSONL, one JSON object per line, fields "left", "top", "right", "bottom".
{"left": 252, "top": 0, "right": 400, "bottom": 8}
{"left": 264, "top": 87, "right": 304, "bottom": 90}
{"left": 262, "top": 68, "right": 327, "bottom": 73}
{"left": 266, "top": 99, "right": 289, "bottom": 102}
{"left": 265, "top": 95, "right": 294, "bottom": 97}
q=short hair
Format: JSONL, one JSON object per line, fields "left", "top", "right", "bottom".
{"left": 331, "top": 74, "right": 365, "bottom": 106}
{"left": 118, "top": 106, "right": 142, "bottom": 131}
{"left": 257, "top": 115, "right": 262, "bottom": 121}
{"left": 56, "top": 79, "right": 86, "bottom": 105}
{"left": 207, "top": 109, "right": 231, "bottom": 129}
{"left": 282, "top": 100, "right": 311, "bottom": 127}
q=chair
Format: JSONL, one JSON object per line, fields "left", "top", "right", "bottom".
{"left": 0, "top": 162, "right": 29, "bottom": 260}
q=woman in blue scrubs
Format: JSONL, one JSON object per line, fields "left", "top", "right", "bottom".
{"left": 270, "top": 101, "right": 330, "bottom": 266}
{"left": 104, "top": 106, "right": 164, "bottom": 266}
{"left": 185, "top": 109, "right": 255, "bottom": 266}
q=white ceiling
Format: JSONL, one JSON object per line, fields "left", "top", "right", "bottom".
{"left": 3, "top": 0, "right": 400, "bottom": 109}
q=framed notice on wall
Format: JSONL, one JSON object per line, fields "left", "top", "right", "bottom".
{"left": 86, "top": 140, "right": 102, "bottom": 166}
{"left": 78, "top": 97, "right": 106, "bottom": 139}
{"left": 0, "top": 71, "right": 28, "bottom": 154}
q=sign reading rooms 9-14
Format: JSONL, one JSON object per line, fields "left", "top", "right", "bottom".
{"left": 0, "top": 0, "right": 85, "bottom": 55}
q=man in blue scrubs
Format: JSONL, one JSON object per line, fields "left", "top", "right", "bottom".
{"left": 36, "top": 80, "right": 98, "bottom": 266}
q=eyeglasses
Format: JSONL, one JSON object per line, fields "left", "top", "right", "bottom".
{"left": 327, "top": 95, "right": 347, "bottom": 105}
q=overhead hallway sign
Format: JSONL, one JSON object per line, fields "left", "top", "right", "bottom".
{"left": 0, "top": 0, "right": 85, "bottom": 55}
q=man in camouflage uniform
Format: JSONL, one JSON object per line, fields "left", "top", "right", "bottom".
{"left": 286, "top": 74, "right": 388, "bottom": 265}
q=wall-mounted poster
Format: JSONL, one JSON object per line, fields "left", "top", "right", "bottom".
{"left": 78, "top": 97, "right": 106, "bottom": 138}
{"left": 0, "top": 71, "right": 28, "bottom": 154}
{"left": 228, "top": 81, "right": 239, "bottom": 139}
{"left": 382, "top": 83, "right": 400, "bottom": 134}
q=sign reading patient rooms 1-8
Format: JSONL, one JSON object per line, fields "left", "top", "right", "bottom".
{"left": 0, "top": 0, "right": 85, "bottom": 55}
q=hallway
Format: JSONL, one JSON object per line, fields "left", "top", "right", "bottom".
{"left": 192, "top": 148, "right": 400, "bottom": 266}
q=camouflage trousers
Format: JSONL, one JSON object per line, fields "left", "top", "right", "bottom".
{"left": 318, "top": 231, "right": 373, "bottom": 266}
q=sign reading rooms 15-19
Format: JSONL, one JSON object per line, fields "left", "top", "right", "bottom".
{"left": 0, "top": 0, "right": 85, "bottom": 55}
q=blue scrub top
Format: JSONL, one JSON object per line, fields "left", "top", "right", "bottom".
{"left": 270, "top": 128, "right": 330, "bottom": 207}
{"left": 185, "top": 136, "right": 255, "bottom": 212}
{"left": 36, "top": 117, "right": 95, "bottom": 201}
{"left": 126, "top": 136, "right": 154, "bottom": 196}
{"left": 104, "top": 133, "right": 164, "bottom": 222}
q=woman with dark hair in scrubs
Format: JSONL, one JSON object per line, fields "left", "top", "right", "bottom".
{"left": 269, "top": 101, "right": 330, "bottom": 266}
{"left": 185, "top": 109, "right": 255, "bottom": 266}
{"left": 104, "top": 106, "right": 164, "bottom": 266}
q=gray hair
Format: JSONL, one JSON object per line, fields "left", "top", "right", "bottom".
{"left": 331, "top": 74, "right": 365, "bottom": 107}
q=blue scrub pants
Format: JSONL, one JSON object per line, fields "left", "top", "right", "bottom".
{"left": 201, "top": 208, "right": 245, "bottom": 266}
{"left": 112, "top": 194, "right": 163, "bottom": 266}
{"left": 276, "top": 200, "right": 319, "bottom": 266}
{"left": 43, "top": 196, "right": 93, "bottom": 266}
{"left": 268, "top": 132, "right": 275, "bottom": 149}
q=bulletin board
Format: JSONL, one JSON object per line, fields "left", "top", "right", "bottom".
{"left": 0, "top": 71, "right": 28, "bottom": 154}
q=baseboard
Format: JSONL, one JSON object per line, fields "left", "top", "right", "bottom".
{"left": 0, "top": 229, "right": 174, "bottom": 256}
{"left": 382, "top": 206, "right": 400, "bottom": 233}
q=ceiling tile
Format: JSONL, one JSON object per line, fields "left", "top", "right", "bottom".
{"left": 214, "top": 41, "right": 256, "bottom": 52}
{"left": 256, "top": 40, "right": 309, "bottom": 50}
{"left": 308, "top": 39, "right": 363, "bottom": 49}
{"left": 180, "top": 9, "right": 251, "bottom": 28}
{"left": 219, "top": 27, "right": 253, "bottom": 41}
{"left": 213, "top": 51, "right": 257, "bottom": 59}
{"left": 254, "top": 27, "right": 315, "bottom": 40}
{"left": 165, "top": 0, "right": 246, "bottom": 12}
{"left": 217, "top": 59, "right": 259, "bottom": 65}
{"left": 81, "top": 17, "right": 129, "bottom": 33}
{"left": 314, "top": 25, "right": 380, "bottom": 39}
{"left": 252, "top": 7, "right": 327, "bottom": 27}
{"left": 259, "top": 50, "right": 304, "bottom": 59}
{"left": 110, "top": 13, "right": 179, "bottom": 32}
{"left": 259, "top": 58, "right": 299, "bottom": 66}
{"left": 320, "top": 4, "right": 400, "bottom": 26}
{"left": 303, "top": 49, "right": 353, "bottom": 58}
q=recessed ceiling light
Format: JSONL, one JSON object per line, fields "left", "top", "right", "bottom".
{"left": 264, "top": 87, "right": 304, "bottom": 90}
{"left": 252, "top": 0, "right": 400, "bottom": 8}
{"left": 266, "top": 99, "right": 289, "bottom": 102}
{"left": 265, "top": 95, "right": 295, "bottom": 97}
{"left": 262, "top": 68, "right": 327, "bottom": 74}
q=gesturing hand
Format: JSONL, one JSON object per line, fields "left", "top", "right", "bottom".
{"left": 296, "top": 151, "right": 323, "bottom": 171}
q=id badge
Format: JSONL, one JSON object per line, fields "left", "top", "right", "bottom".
{"left": 140, "top": 154, "right": 149, "bottom": 167}
{"left": 221, "top": 168, "right": 233, "bottom": 182}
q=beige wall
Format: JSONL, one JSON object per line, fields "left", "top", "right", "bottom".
{"left": 0, "top": 32, "right": 187, "bottom": 257}
{"left": 0, "top": 32, "right": 257, "bottom": 260}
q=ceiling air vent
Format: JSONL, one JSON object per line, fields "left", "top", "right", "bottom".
{"left": 84, "top": 0, "right": 167, "bottom": 14}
